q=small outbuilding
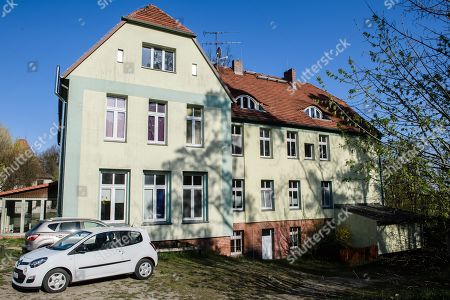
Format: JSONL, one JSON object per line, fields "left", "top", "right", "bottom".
{"left": 0, "top": 182, "right": 58, "bottom": 235}
{"left": 338, "top": 204, "right": 424, "bottom": 255}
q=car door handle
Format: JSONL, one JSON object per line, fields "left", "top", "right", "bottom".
{"left": 56, "top": 235, "right": 64, "bottom": 238}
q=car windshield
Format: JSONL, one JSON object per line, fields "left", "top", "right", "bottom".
{"left": 49, "top": 231, "right": 92, "bottom": 251}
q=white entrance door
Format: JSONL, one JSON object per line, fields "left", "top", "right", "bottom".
{"left": 262, "top": 229, "right": 273, "bottom": 260}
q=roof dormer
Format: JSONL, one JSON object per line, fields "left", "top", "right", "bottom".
{"left": 235, "top": 95, "right": 265, "bottom": 112}
{"left": 304, "top": 106, "right": 327, "bottom": 120}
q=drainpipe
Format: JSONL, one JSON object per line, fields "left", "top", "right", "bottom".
{"left": 378, "top": 155, "right": 385, "bottom": 206}
{"left": 54, "top": 66, "right": 69, "bottom": 217}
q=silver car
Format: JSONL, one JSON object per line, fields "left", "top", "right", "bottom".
{"left": 22, "top": 218, "right": 107, "bottom": 252}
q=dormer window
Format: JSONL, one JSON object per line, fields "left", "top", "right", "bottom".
{"left": 304, "top": 106, "right": 324, "bottom": 119}
{"left": 235, "top": 95, "right": 265, "bottom": 112}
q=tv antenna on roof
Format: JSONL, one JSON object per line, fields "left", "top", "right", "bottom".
{"left": 202, "top": 31, "right": 242, "bottom": 66}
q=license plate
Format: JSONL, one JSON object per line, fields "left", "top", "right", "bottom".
{"left": 13, "top": 272, "right": 18, "bottom": 279}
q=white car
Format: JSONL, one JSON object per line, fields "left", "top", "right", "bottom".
{"left": 12, "top": 227, "right": 158, "bottom": 293}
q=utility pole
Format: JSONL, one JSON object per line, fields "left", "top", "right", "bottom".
{"left": 202, "top": 31, "right": 241, "bottom": 66}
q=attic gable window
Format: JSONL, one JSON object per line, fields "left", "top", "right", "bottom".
{"left": 235, "top": 95, "right": 265, "bottom": 112}
{"left": 304, "top": 106, "right": 324, "bottom": 119}
{"left": 142, "top": 45, "right": 175, "bottom": 72}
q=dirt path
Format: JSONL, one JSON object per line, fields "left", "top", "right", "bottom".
{"left": 0, "top": 250, "right": 448, "bottom": 299}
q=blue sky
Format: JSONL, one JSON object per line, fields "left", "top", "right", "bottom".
{"left": 0, "top": 0, "right": 401, "bottom": 150}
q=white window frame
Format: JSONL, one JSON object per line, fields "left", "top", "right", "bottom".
{"left": 232, "top": 179, "right": 244, "bottom": 211}
{"left": 141, "top": 46, "right": 175, "bottom": 72}
{"left": 143, "top": 173, "right": 168, "bottom": 223}
{"left": 182, "top": 173, "right": 206, "bottom": 221}
{"left": 260, "top": 128, "right": 272, "bottom": 158}
{"left": 288, "top": 180, "right": 300, "bottom": 209}
{"left": 319, "top": 135, "right": 329, "bottom": 160}
{"left": 304, "top": 143, "right": 315, "bottom": 160}
{"left": 321, "top": 181, "right": 333, "bottom": 208}
{"left": 304, "top": 106, "right": 323, "bottom": 119}
{"left": 105, "top": 96, "right": 127, "bottom": 142}
{"left": 232, "top": 125, "right": 243, "bottom": 156}
{"left": 235, "top": 95, "right": 265, "bottom": 111}
{"left": 261, "top": 180, "right": 274, "bottom": 210}
{"left": 287, "top": 131, "right": 298, "bottom": 158}
{"left": 99, "top": 171, "right": 128, "bottom": 224}
{"left": 148, "top": 101, "right": 167, "bottom": 144}
{"left": 231, "top": 231, "right": 243, "bottom": 255}
{"left": 117, "top": 49, "right": 124, "bottom": 63}
{"left": 186, "top": 106, "right": 203, "bottom": 147}
{"left": 290, "top": 227, "right": 300, "bottom": 249}
{"left": 191, "top": 63, "right": 197, "bottom": 76}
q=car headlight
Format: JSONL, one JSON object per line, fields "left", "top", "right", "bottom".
{"left": 30, "top": 257, "right": 47, "bottom": 268}
{"left": 16, "top": 256, "right": 24, "bottom": 267}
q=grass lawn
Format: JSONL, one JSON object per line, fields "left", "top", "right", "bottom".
{"left": 0, "top": 238, "right": 449, "bottom": 299}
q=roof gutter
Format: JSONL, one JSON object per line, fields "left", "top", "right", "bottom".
{"left": 54, "top": 65, "right": 69, "bottom": 217}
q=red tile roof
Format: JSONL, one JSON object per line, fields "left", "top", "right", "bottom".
{"left": 219, "top": 67, "right": 364, "bottom": 133}
{"left": 124, "top": 4, "right": 194, "bottom": 36}
{"left": 0, "top": 183, "right": 50, "bottom": 197}
{"left": 63, "top": 5, "right": 194, "bottom": 78}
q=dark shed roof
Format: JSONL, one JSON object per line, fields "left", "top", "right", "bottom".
{"left": 336, "top": 204, "right": 424, "bottom": 225}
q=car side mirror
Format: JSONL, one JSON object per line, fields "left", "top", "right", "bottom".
{"left": 76, "top": 245, "right": 88, "bottom": 254}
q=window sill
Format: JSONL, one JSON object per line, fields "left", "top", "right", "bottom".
{"left": 319, "top": 159, "right": 330, "bottom": 161}
{"left": 287, "top": 156, "right": 298, "bottom": 160}
{"left": 104, "top": 139, "right": 127, "bottom": 143}
{"left": 186, "top": 144, "right": 204, "bottom": 149}
{"left": 147, "top": 142, "right": 167, "bottom": 146}
{"left": 233, "top": 209, "right": 244, "bottom": 212}
{"left": 182, "top": 220, "right": 209, "bottom": 224}
{"left": 232, "top": 154, "right": 244, "bottom": 157}
{"left": 304, "top": 158, "right": 314, "bottom": 160}
{"left": 261, "top": 208, "right": 274, "bottom": 211}
{"left": 102, "top": 221, "right": 127, "bottom": 226}
{"left": 289, "top": 207, "right": 301, "bottom": 210}
{"left": 141, "top": 66, "right": 176, "bottom": 74}
{"left": 259, "top": 156, "right": 273, "bottom": 159}
{"left": 142, "top": 221, "right": 172, "bottom": 226}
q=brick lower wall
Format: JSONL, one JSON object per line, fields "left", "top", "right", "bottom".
{"left": 233, "top": 219, "right": 329, "bottom": 259}
{"left": 152, "top": 236, "right": 231, "bottom": 256}
{"left": 151, "top": 219, "right": 330, "bottom": 259}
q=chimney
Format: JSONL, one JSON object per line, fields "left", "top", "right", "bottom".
{"left": 284, "top": 68, "right": 296, "bottom": 83}
{"left": 284, "top": 68, "right": 297, "bottom": 91}
{"left": 232, "top": 60, "right": 243, "bottom": 75}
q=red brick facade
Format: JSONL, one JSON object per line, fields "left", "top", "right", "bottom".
{"left": 152, "top": 236, "right": 231, "bottom": 256}
{"left": 233, "top": 219, "right": 329, "bottom": 259}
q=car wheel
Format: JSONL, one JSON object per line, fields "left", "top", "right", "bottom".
{"left": 135, "top": 258, "right": 154, "bottom": 280}
{"left": 42, "top": 268, "right": 70, "bottom": 293}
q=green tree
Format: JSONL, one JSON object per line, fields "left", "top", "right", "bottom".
{"left": 39, "top": 145, "right": 59, "bottom": 181}
{"left": 326, "top": 0, "right": 449, "bottom": 217}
